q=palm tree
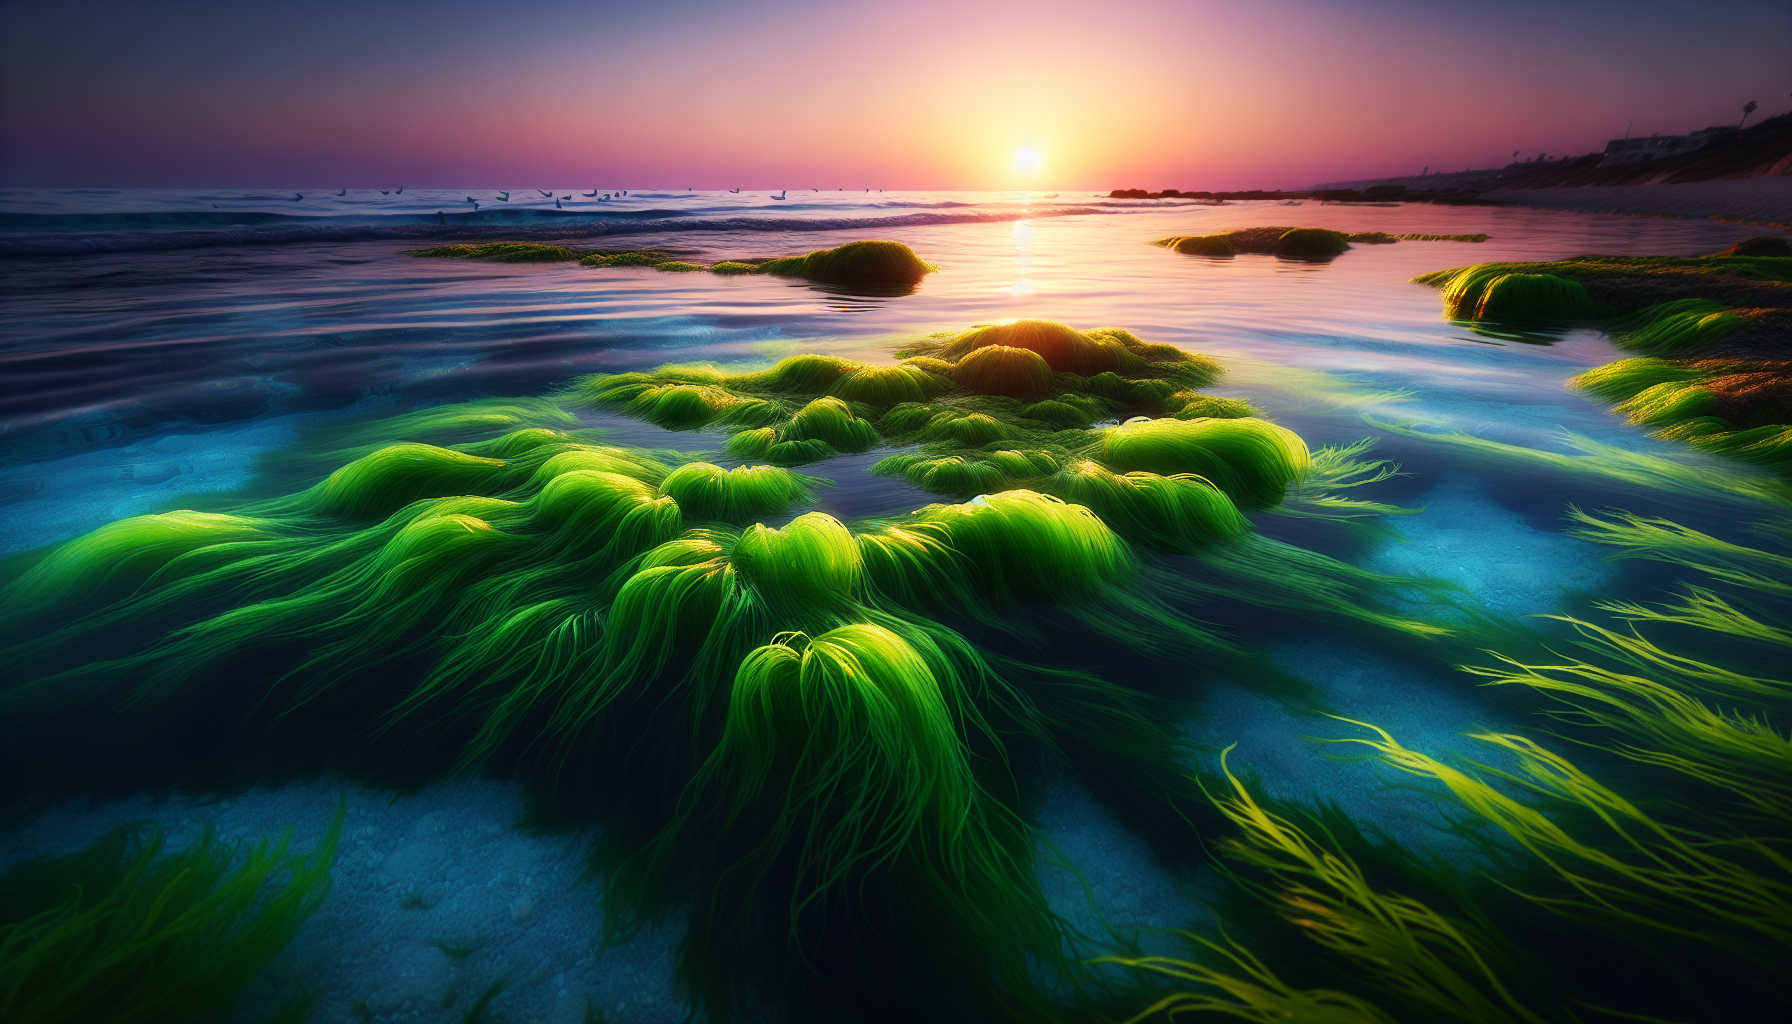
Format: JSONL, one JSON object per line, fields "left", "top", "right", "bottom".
{"left": 1739, "top": 100, "right": 1758, "bottom": 128}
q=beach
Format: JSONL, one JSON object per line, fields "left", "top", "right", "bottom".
{"left": 1480, "top": 175, "right": 1792, "bottom": 227}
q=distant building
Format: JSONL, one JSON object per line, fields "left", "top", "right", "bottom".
{"left": 1599, "top": 126, "right": 1738, "bottom": 166}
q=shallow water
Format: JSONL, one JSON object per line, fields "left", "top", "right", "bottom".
{"left": 0, "top": 192, "right": 1782, "bottom": 1021}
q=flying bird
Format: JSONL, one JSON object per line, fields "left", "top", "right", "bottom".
{"left": 292, "top": 193, "right": 303, "bottom": 200}
{"left": 729, "top": 188, "right": 740, "bottom": 193}
{"left": 396, "top": 187, "right": 404, "bottom": 194}
{"left": 561, "top": 195, "right": 571, "bottom": 201}
{"left": 583, "top": 189, "right": 598, "bottom": 197}
{"left": 380, "top": 190, "right": 389, "bottom": 195}
{"left": 771, "top": 190, "right": 787, "bottom": 200}
{"left": 336, "top": 189, "right": 346, "bottom": 196}
{"left": 538, "top": 190, "right": 553, "bottom": 198}
{"left": 497, "top": 191, "right": 510, "bottom": 201}
{"left": 555, "top": 197, "right": 562, "bottom": 208}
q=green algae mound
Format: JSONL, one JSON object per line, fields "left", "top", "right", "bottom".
{"left": 1274, "top": 227, "right": 1351, "bottom": 258}
{"left": 755, "top": 239, "right": 938, "bottom": 286}
{"left": 1418, "top": 248, "right": 1792, "bottom": 474}
{"left": 1156, "top": 227, "right": 1489, "bottom": 260}
{"left": 1156, "top": 226, "right": 1349, "bottom": 258}
{"left": 1162, "top": 234, "right": 1240, "bottom": 256}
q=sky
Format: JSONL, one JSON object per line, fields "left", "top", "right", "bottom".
{"left": 1, "top": 0, "right": 1788, "bottom": 190}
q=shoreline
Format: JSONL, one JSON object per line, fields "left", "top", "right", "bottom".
{"left": 1475, "top": 176, "right": 1792, "bottom": 229}
{"left": 1108, "top": 176, "right": 1792, "bottom": 229}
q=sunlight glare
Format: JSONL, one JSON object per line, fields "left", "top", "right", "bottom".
{"left": 1010, "top": 147, "right": 1041, "bottom": 174}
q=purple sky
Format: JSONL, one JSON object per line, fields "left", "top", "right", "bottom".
{"left": 3, "top": 0, "right": 1787, "bottom": 189}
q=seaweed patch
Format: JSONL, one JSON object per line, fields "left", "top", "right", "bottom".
{"left": 1418, "top": 244, "right": 1792, "bottom": 473}
{"left": 0, "top": 320, "right": 1449, "bottom": 1022}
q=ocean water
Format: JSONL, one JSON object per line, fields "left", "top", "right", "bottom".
{"left": 0, "top": 189, "right": 1781, "bottom": 1022}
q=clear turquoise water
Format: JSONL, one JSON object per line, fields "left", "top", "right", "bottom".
{"left": 0, "top": 193, "right": 1782, "bottom": 1021}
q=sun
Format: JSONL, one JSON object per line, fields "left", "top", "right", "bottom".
{"left": 1010, "top": 146, "right": 1042, "bottom": 174}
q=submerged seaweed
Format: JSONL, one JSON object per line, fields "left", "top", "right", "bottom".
{"left": 0, "top": 803, "right": 343, "bottom": 1023}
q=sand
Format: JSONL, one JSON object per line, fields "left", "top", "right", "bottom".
{"left": 1480, "top": 176, "right": 1792, "bottom": 228}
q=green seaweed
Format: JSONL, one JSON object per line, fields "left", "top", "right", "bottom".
{"left": 578, "top": 251, "right": 676, "bottom": 268}
{"left": 0, "top": 318, "right": 1482, "bottom": 1022}
{"left": 1157, "top": 234, "right": 1240, "bottom": 256}
{"left": 403, "top": 243, "right": 582, "bottom": 262}
{"left": 1417, "top": 251, "right": 1792, "bottom": 475}
{"left": 1275, "top": 228, "right": 1351, "bottom": 259}
{"left": 952, "top": 345, "right": 1057, "bottom": 400}
{"left": 1098, "top": 417, "right": 1312, "bottom": 510}
{"left": 657, "top": 462, "right": 816, "bottom": 523}
{"left": 755, "top": 239, "right": 938, "bottom": 287}
{"left": 0, "top": 802, "right": 343, "bottom": 1024}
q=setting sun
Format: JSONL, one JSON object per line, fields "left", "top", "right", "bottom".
{"left": 1010, "top": 146, "right": 1041, "bottom": 174}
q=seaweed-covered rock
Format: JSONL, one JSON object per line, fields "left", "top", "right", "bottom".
{"left": 755, "top": 239, "right": 937, "bottom": 286}
{"left": 1156, "top": 228, "right": 1488, "bottom": 261}
{"left": 1274, "top": 228, "right": 1351, "bottom": 259}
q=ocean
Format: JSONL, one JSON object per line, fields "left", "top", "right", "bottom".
{"left": 1, "top": 188, "right": 1784, "bottom": 1022}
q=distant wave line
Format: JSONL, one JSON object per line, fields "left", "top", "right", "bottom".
{"left": 0, "top": 204, "right": 1192, "bottom": 257}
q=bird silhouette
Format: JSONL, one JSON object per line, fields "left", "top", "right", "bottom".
{"left": 437, "top": 211, "right": 444, "bottom": 223}
{"left": 465, "top": 197, "right": 477, "bottom": 203}
{"left": 583, "top": 189, "right": 598, "bottom": 197}
{"left": 729, "top": 188, "right": 740, "bottom": 193}
{"left": 561, "top": 195, "right": 571, "bottom": 201}
{"left": 538, "top": 190, "right": 553, "bottom": 198}
{"left": 771, "top": 190, "right": 787, "bottom": 200}
{"left": 555, "top": 197, "right": 562, "bottom": 208}
{"left": 396, "top": 187, "right": 404, "bottom": 194}
{"left": 335, "top": 188, "right": 346, "bottom": 196}
{"left": 292, "top": 193, "right": 303, "bottom": 200}
{"left": 497, "top": 191, "right": 510, "bottom": 201}
{"left": 380, "top": 190, "right": 390, "bottom": 195}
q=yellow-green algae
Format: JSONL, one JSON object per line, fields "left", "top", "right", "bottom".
{"left": 1156, "top": 228, "right": 1489, "bottom": 261}
{"left": 1114, "top": 505, "right": 1792, "bottom": 1023}
{"left": 1417, "top": 251, "right": 1792, "bottom": 474}
{"left": 408, "top": 238, "right": 940, "bottom": 287}
{"left": 401, "top": 242, "right": 584, "bottom": 262}
{"left": 754, "top": 239, "right": 938, "bottom": 286}
{"left": 0, "top": 322, "right": 1472, "bottom": 1023}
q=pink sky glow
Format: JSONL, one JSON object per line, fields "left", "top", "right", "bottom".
{"left": 2, "top": 0, "right": 1787, "bottom": 190}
